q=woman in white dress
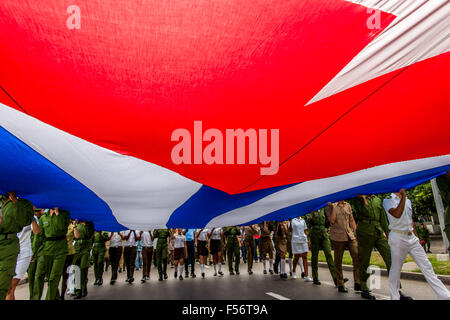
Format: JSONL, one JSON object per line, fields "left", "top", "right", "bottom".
{"left": 290, "top": 217, "right": 312, "bottom": 281}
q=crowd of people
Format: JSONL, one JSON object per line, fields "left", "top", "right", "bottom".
{"left": 0, "top": 171, "right": 449, "bottom": 301}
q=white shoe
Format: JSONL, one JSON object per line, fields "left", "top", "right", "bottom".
{"left": 292, "top": 272, "right": 297, "bottom": 279}
{"left": 304, "top": 276, "right": 313, "bottom": 282}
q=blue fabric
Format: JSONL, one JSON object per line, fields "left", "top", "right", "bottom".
{"left": 0, "top": 126, "right": 125, "bottom": 231}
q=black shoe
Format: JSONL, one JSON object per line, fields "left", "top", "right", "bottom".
{"left": 191, "top": 273, "right": 197, "bottom": 278}
{"left": 230, "top": 271, "right": 235, "bottom": 275}
{"left": 202, "top": 272, "right": 205, "bottom": 278}
{"left": 235, "top": 270, "right": 240, "bottom": 275}
{"left": 354, "top": 283, "right": 362, "bottom": 292}
{"left": 333, "top": 278, "right": 338, "bottom": 287}
{"left": 263, "top": 270, "right": 267, "bottom": 274}
{"left": 98, "top": 278, "right": 103, "bottom": 286}
{"left": 82, "top": 289, "right": 88, "bottom": 297}
{"left": 93, "top": 279, "right": 98, "bottom": 286}
{"left": 141, "top": 278, "right": 146, "bottom": 283}
{"left": 130, "top": 277, "right": 135, "bottom": 284}
{"left": 164, "top": 274, "right": 168, "bottom": 280}
{"left": 159, "top": 275, "right": 163, "bottom": 281}
{"left": 74, "top": 293, "right": 82, "bottom": 300}
{"left": 178, "top": 275, "right": 183, "bottom": 280}
{"left": 344, "top": 278, "right": 349, "bottom": 283}
{"left": 218, "top": 271, "right": 224, "bottom": 276}
{"left": 174, "top": 272, "right": 177, "bottom": 279}
{"left": 313, "top": 279, "right": 321, "bottom": 285}
{"left": 301, "top": 272, "right": 306, "bottom": 279}
{"left": 110, "top": 280, "right": 115, "bottom": 285}
{"left": 269, "top": 270, "right": 274, "bottom": 275}
{"left": 281, "top": 273, "right": 288, "bottom": 279}
{"left": 214, "top": 272, "right": 217, "bottom": 276}
{"left": 289, "top": 271, "right": 293, "bottom": 277}
{"left": 248, "top": 270, "right": 253, "bottom": 275}
{"left": 125, "top": 278, "right": 129, "bottom": 283}
{"left": 274, "top": 269, "right": 279, "bottom": 275}
{"left": 185, "top": 273, "right": 189, "bottom": 278}
{"left": 361, "top": 290, "right": 376, "bottom": 300}
{"left": 399, "top": 291, "right": 413, "bottom": 300}
{"left": 338, "top": 286, "right": 348, "bottom": 293}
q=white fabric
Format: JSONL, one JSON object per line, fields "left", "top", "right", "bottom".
{"left": 292, "top": 242, "right": 309, "bottom": 255}
{"left": 291, "top": 218, "right": 308, "bottom": 243}
{"left": 207, "top": 155, "right": 450, "bottom": 227}
{"left": 17, "top": 224, "right": 33, "bottom": 257}
{"left": 109, "top": 232, "right": 123, "bottom": 247}
{"left": 210, "top": 228, "right": 222, "bottom": 240}
{"left": 198, "top": 229, "right": 209, "bottom": 241}
{"left": 383, "top": 193, "right": 414, "bottom": 232}
{"left": 388, "top": 231, "right": 450, "bottom": 300}
{"left": 174, "top": 234, "right": 186, "bottom": 248}
{"left": 0, "top": 103, "right": 202, "bottom": 230}
{"left": 141, "top": 231, "right": 153, "bottom": 247}
{"left": 124, "top": 230, "right": 138, "bottom": 247}
{"left": 308, "top": 0, "right": 450, "bottom": 105}
{"left": 14, "top": 251, "right": 32, "bottom": 280}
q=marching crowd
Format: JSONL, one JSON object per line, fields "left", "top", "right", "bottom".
{"left": 0, "top": 171, "right": 449, "bottom": 301}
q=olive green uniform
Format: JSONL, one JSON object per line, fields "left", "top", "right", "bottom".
{"left": 73, "top": 221, "right": 95, "bottom": 296}
{"left": 305, "top": 209, "right": 336, "bottom": 282}
{"left": 92, "top": 231, "right": 109, "bottom": 281}
{"left": 154, "top": 229, "right": 171, "bottom": 278}
{"left": 28, "top": 217, "right": 45, "bottom": 299}
{"left": 436, "top": 174, "right": 450, "bottom": 251}
{"left": 32, "top": 209, "right": 71, "bottom": 300}
{"left": 224, "top": 227, "right": 241, "bottom": 273}
{"left": 243, "top": 226, "right": 257, "bottom": 272}
{"left": 259, "top": 222, "right": 274, "bottom": 257}
{"left": 0, "top": 198, "right": 34, "bottom": 300}
{"left": 351, "top": 196, "right": 391, "bottom": 292}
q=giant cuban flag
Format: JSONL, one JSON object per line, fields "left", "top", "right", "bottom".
{"left": 0, "top": 0, "right": 449, "bottom": 231}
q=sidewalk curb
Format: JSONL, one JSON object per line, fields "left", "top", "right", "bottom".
{"left": 316, "top": 262, "right": 450, "bottom": 285}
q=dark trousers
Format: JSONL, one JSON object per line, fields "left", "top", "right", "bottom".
{"left": 184, "top": 240, "right": 195, "bottom": 275}
{"left": 109, "top": 246, "right": 123, "bottom": 281}
{"left": 244, "top": 238, "right": 255, "bottom": 271}
{"left": 124, "top": 246, "right": 137, "bottom": 280}
{"left": 141, "top": 247, "right": 153, "bottom": 278}
{"left": 332, "top": 239, "right": 360, "bottom": 287}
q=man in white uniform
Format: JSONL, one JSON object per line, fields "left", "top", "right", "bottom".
{"left": 383, "top": 188, "right": 450, "bottom": 300}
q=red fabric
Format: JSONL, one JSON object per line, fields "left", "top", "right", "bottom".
{"left": 0, "top": 0, "right": 448, "bottom": 194}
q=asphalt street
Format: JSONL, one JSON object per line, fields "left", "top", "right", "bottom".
{"left": 14, "top": 259, "right": 449, "bottom": 300}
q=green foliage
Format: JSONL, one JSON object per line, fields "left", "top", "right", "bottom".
{"left": 407, "top": 182, "right": 436, "bottom": 220}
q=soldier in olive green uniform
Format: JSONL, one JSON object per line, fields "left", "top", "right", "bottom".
{"left": 259, "top": 221, "right": 274, "bottom": 274}
{"left": 305, "top": 208, "right": 337, "bottom": 285}
{"left": 351, "top": 195, "right": 391, "bottom": 300}
{"left": 223, "top": 226, "right": 241, "bottom": 275}
{"left": 153, "top": 229, "right": 171, "bottom": 280}
{"left": 436, "top": 171, "right": 450, "bottom": 251}
{"left": 92, "top": 230, "right": 109, "bottom": 285}
{"left": 32, "top": 207, "right": 71, "bottom": 300}
{"left": 0, "top": 192, "right": 34, "bottom": 300}
{"left": 73, "top": 220, "right": 95, "bottom": 299}
{"left": 28, "top": 210, "right": 45, "bottom": 299}
{"left": 274, "top": 221, "right": 288, "bottom": 278}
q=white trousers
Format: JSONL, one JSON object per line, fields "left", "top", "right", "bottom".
{"left": 388, "top": 232, "right": 450, "bottom": 300}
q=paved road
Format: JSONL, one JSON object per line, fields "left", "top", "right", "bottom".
{"left": 14, "top": 260, "right": 449, "bottom": 300}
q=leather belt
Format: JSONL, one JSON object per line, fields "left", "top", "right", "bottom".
{"left": 392, "top": 229, "right": 413, "bottom": 236}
